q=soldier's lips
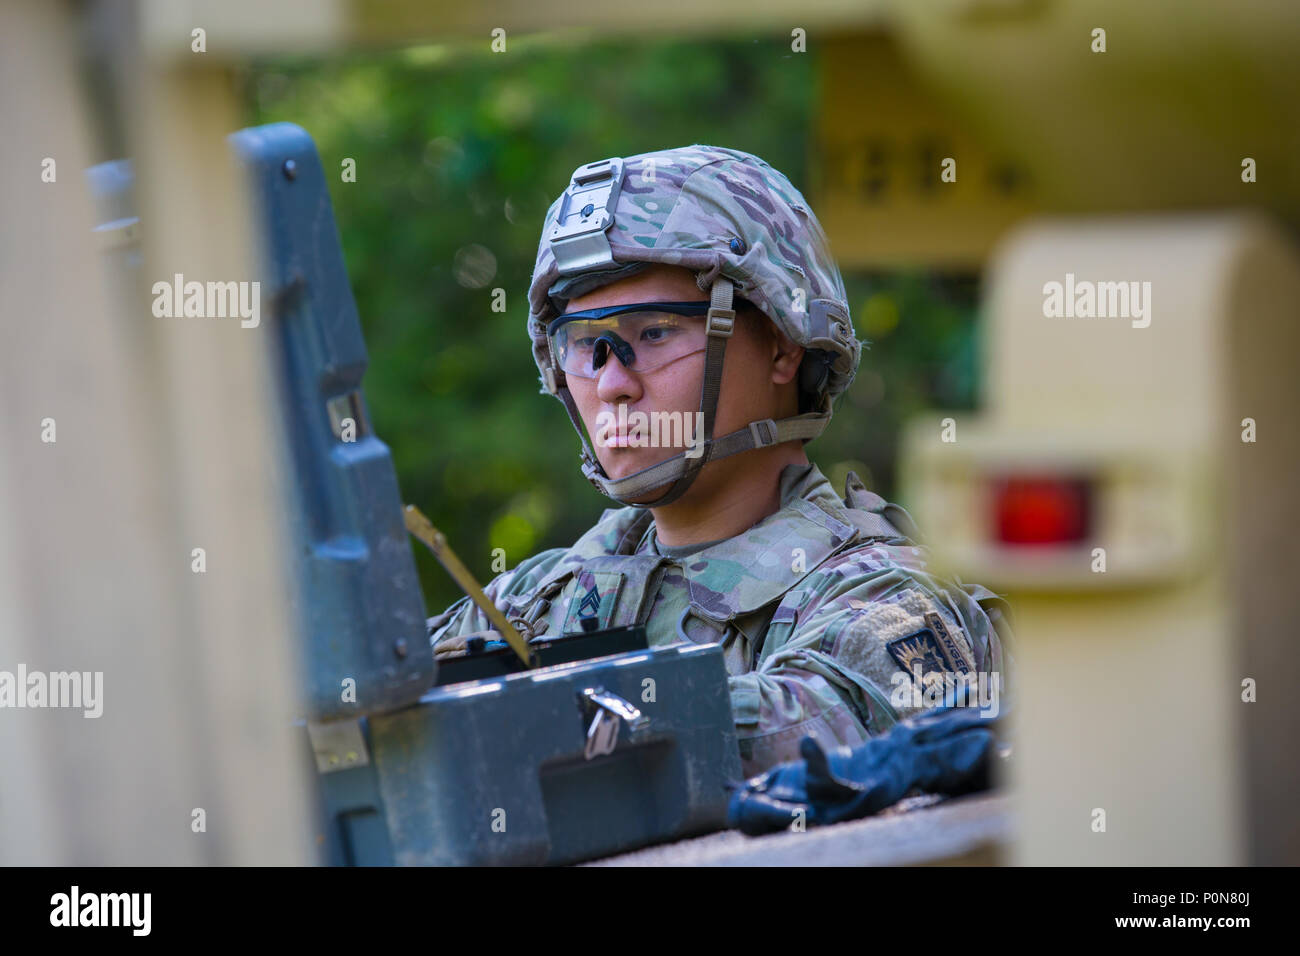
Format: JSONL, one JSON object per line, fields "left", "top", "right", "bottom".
{"left": 596, "top": 425, "right": 657, "bottom": 448}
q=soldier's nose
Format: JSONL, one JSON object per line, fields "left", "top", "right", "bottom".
{"left": 594, "top": 350, "right": 643, "bottom": 405}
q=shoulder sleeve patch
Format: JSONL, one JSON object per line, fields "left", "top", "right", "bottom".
{"left": 828, "top": 590, "right": 975, "bottom": 710}
{"left": 886, "top": 629, "right": 953, "bottom": 679}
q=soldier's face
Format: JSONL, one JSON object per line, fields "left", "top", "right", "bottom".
{"left": 563, "top": 263, "right": 804, "bottom": 503}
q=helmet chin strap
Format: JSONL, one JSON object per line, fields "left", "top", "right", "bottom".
{"left": 552, "top": 276, "right": 834, "bottom": 509}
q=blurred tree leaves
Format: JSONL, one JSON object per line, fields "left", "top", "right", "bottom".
{"left": 242, "top": 35, "right": 977, "bottom": 615}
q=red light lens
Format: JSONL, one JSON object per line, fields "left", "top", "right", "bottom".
{"left": 993, "top": 476, "right": 1092, "bottom": 545}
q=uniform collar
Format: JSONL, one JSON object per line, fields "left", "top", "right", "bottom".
{"left": 530, "top": 463, "right": 857, "bottom": 619}
{"left": 669, "top": 462, "right": 856, "bottom": 620}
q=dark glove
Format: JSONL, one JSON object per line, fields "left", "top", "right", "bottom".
{"left": 727, "top": 704, "right": 1007, "bottom": 835}
{"left": 432, "top": 629, "right": 507, "bottom": 660}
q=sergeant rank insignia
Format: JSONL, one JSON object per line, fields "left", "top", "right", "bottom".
{"left": 576, "top": 584, "right": 601, "bottom": 619}
{"left": 561, "top": 570, "right": 624, "bottom": 633}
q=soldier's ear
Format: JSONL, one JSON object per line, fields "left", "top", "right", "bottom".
{"left": 738, "top": 300, "right": 802, "bottom": 384}
{"left": 770, "top": 326, "right": 804, "bottom": 386}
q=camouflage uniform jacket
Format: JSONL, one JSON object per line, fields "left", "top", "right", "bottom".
{"left": 428, "top": 462, "right": 1012, "bottom": 778}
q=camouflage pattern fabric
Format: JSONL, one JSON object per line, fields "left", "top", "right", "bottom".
{"left": 429, "top": 463, "right": 1014, "bottom": 778}
{"left": 527, "top": 145, "right": 861, "bottom": 405}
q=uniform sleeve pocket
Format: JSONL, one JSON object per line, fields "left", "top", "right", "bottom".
{"left": 729, "top": 679, "right": 761, "bottom": 728}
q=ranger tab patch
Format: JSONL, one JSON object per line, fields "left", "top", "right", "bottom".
{"left": 924, "top": 610, "right": 974, "bottom": 675}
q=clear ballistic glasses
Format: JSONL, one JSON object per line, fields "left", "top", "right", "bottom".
{"left": 547, "top": 301, "right": 714, "bottom": 380}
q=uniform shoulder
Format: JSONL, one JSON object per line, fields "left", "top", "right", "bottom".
{"left": 570, "top": 504, "right": 655, "bottom": 557}
{"left": 489, "top": 503, "right": 652, "bottom": 599}
{"left": 807, "top": 539, "right": 936, "bottom": 599}
{"left": 489, "top": 545, "right": 568, "bottom": 598}
{"left": 795, "top": 538, "right": 1009, "bottom": 677}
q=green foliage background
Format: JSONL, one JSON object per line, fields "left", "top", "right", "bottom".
{"left": 242, "top": 35, "right": 979, "bottom": 616}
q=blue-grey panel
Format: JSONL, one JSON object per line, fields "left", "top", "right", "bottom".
{"left": 305, "top": 718, "right": 396, "bottom": 866}
{"left": 228, "top": 123, "right": 433, "bottom": 719}
{"left": 369, "top": 644, "right": 742, "bottom": 865}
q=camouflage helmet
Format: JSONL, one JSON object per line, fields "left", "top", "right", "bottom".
{"left": 526, "top": 145, "right": 860, "bottom": 508}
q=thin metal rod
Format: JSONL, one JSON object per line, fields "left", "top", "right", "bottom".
{"left": 403, "top": 504, "right": 534, "bottom": 668}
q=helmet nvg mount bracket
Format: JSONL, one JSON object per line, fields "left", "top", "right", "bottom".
{"left": 526, "top": 145, "right": 861, "bottom": 509}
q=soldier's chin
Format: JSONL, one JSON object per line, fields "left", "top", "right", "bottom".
{"left": 595, "top": 446, "right": 689, "bottom": 501}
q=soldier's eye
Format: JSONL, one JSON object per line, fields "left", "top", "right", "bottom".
{"left": 640, "top": 324, "right": 678, "bottom": 343}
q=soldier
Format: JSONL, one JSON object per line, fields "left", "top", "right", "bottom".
{"left": 429, "top": 145, "right": 1012, "bottom": 778}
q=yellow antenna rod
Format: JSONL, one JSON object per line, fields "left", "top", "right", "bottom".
{"left": 403, "top": 504, "right": 535, "bottom": 669}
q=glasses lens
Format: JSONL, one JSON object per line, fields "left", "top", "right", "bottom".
{"left": 552, "top": 310, "right": 708, "bottom": 379}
